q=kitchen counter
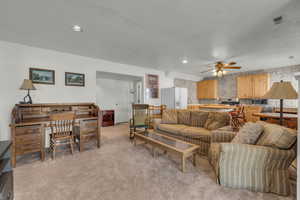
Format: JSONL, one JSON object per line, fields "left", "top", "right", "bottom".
{"left": 188, "top": 104, "right": 237, "bottom": 110}
{"left": 187, "top": 104, "right": 236, "bottom": 112}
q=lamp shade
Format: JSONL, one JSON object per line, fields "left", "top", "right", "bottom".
{"left": 20, "top": 79, "right": 36, "bottom": 90}
{"left": 263, "top": 81, "right": 298, "bottom": 99}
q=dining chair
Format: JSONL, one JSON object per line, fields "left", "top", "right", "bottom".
{"left": 49, "top": 112, "right": 76, "bottom": 159}
{"left": 229, "top": 105, "right": 246, "bottom": 130}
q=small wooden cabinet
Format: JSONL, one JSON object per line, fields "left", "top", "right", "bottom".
{"left": 102, "top": 110, "right": 114, "bottom": 127}
{"left": 197, "top": 79, "right": 218, "bottom": 99}
{"left": 237, "top": 73, "right": 269, "bottom": 99}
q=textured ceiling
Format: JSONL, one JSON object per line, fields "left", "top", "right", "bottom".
{"left": 0, "top": 0, "right": 299, "bottom": 76}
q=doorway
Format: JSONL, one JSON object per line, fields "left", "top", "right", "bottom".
{"left": 96, "top": 71, "right": 143, "bottom": 124}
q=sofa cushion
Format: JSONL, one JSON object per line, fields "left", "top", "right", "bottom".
{"left": 256, "top": 121, "right": 297, "bottom": 149}
{"left": 190, "top": 111, "right": 209, "bottom": 127}
{"left": 231, "top": 122, "right": 264, "bottom": 144}
{"left": 179, "top": 127, "right": 211, "bottom": 142}
{"left": 204, "top": 112, "right": 230, "bottom": 130}
{"left": 177, "top": 110, "right": 191, "bottom": 125}
{"left": 157, "top": 124, "right": 188, "bottom": 135}
{"left": 161, "top": 109, "right": 178, "bottom": 124}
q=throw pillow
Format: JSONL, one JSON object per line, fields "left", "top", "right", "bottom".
{"left": 204, "top": 112, "right": 230, "bottom": 130}
{"left": 256, "top": 122, "right": 297, "bottom": 149}
{"left": 231, "top": 122, "right": 264, "bottom": 144}
{"left": 190, "top": 111, "right": 209, "bottom": 127}
{"left": 177, "top": 110, "right": 191, "bottom": 125}
{"left": 161, "top": 109, "right": 178, "bottom": 124}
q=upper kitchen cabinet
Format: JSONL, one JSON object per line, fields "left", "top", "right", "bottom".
{"left": 237, "top": 73, "right": 270, "bottom": 99}
{"left": 237, "top": 74, "right": 253, "bottom": 98}
{"left": 197, "top": 79, "right": 218, "bottom": 99}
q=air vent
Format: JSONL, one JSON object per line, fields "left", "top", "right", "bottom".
{"left": 273, "top": 16, "right": 283, "bottom": 25}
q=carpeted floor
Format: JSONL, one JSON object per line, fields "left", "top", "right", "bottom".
{"left": 14, "top": 124, "right": 293, "bottom": 200}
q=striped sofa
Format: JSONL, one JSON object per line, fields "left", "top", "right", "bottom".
{"left": 153, "top": 109, "right": 233, "bottom": 155}
{"left": 209, "top": 121, "right": 297, "bottom": 196}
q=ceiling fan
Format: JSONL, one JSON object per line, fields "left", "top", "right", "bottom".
{"left": 200, "top": 61, "right": 242, "bottom": 77}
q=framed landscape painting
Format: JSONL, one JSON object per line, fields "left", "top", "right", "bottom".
{"left": 29, "top": 68, "right": 55, "bottom": 84}
{"left": 146, "top": 74, "right": 159, "bottom": 98}
{"left": 65, "top": 72, "right": 85, "bottom": 87}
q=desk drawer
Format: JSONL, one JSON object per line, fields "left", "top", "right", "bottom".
{"left": 15, "top": 134, "right": 41, "bottom": 145}
{"left": 15, "top": 126, "right": 41, "bottom": 136}
{"left": 15, "top": 143, "right": 41, "bottom": 155}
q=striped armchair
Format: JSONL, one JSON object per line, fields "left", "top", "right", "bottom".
{"left": 209, "top": 122, "right": 297, "bottom": 196}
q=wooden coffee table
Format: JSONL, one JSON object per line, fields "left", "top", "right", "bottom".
{"left": 134, "top": 130, "right": 199, "bottom": 172}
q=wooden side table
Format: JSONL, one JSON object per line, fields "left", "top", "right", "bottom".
{"left": 102, "top": 110, "right": 114, "bottom": 127}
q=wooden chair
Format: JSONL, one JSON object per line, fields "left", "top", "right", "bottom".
{"left": 74, "top": 120, "right": 101, "bottom": 151}
{"left": 129, "top": 104, "right": 150, "bottom": 139}
{"left": 229, "top": 105, "right": 246, "bottom": 130}
{"left": 148, "top": 105, "right": 166, "bottom": 128}
{"left": 49, "top": 112, "right": 76, "bottom": 159}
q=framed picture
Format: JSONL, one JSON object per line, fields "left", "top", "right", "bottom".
{"left": 65, "top": 72, "right": 85, "bottom": 87}
{"left": 146, "top": 74, "right": 159, "bottom": 98}
{"left": 29, "top": 68, "right": 55, "bottom": 85}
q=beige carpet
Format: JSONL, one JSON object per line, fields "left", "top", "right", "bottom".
{"left": 15, "top": 124, "right": 293, "bottom": 200}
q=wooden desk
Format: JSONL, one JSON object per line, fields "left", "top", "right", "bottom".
{"left": 252, "top": 112, "right": 297, "bottom": 129}
{"left": 10, "top": 103, "right": 102, "bottom": 167}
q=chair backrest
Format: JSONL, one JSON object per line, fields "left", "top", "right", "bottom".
{"left": 132, "top": 104, "right": 149, "bottom": 127}
{"left": 49, "top": 112, "right": 75, "bottom": 138}
{"left": 149, "top": 105, "right": 166, "bottom": 118}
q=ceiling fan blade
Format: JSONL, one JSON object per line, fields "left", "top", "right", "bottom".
{"left": 223, "top": 66, "right": 241, "bottom": 69}
{"left": 200, "top": 69, "right": 215, "bottom": 74}
{"left": 227, "top": 62, "right": 237, "bottom": 65}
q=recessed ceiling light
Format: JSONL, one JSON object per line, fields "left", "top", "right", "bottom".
{"left": 72, "top": 25, "right": 83, "bottom": 32}
{"left": 182, "top": 59, "right": 188, "bottom": 64}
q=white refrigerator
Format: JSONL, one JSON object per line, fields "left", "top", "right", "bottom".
{"left": 161, "top": 87, "right": 188, "bottom": 109}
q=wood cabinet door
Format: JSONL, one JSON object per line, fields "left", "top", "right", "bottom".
{"left": 237, "top": 75, "right": 253, "bottom": 98}
{"left": 208, "top": 80, "right": 218, "bottom": 99}
{"left": 197, "top": 80, "right": 218, "bottom": 99}
{"left": 252, "top": 73, "right": 269, "bottom": 98}
{"left": 197, "top": 81, "right": 206, "bottom": 99}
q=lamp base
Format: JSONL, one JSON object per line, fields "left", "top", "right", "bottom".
{"left": 21, "top": 90, "right": 33, "bottom": 104}
{"left": 279, "top": 99, "right": 283, "bottom": 125}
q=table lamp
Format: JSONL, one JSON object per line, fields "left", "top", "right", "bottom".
{"left": 20, "top": 79, "right": 36, "bottom": 104}
{"left": 262, "top": 80, "right": 298, "bottom": 125}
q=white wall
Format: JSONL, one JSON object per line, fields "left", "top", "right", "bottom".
{"left": 96, "top": 78, "right": 134, "bottom": 123}
{"left": 0, "top": 40, "right": 200, "bottom": 140}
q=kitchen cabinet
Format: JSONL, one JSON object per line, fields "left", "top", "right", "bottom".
{"left": 197, "top": 80, "right": 218, "bottom": 99}
{"left": 237, "top": 75, "right": 253, "bottom": 98}
{"left": 237, "top": 73, "right": 269, "bottom": 99}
